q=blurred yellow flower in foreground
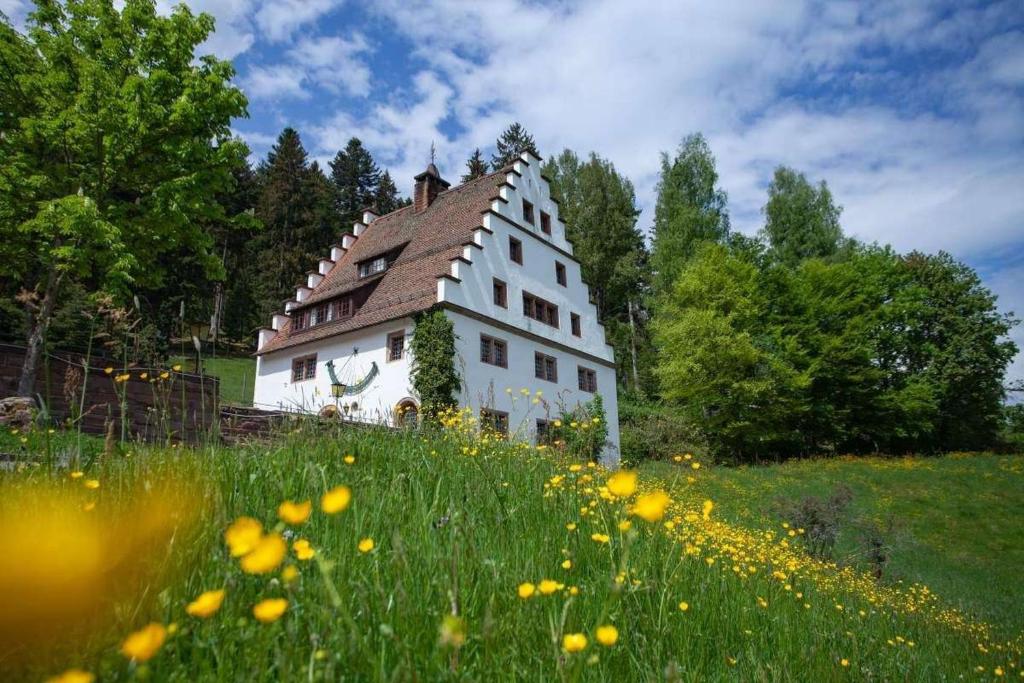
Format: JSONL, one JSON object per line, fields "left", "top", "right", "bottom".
{"left": 281, "top": 565, "right": 299, "bottom": 583}
{"left": 632, "top": 490, "right": 671, "bottom": 523}
{"left": 83, "top": 479, "right": 100, "bottom": 490}
{"left": 240, "top": 533, "right": 286, "bottom": 574}
{"left": 277, "top": 500, "right": 311, "bottom": 525}
{"left": 517, "top": 582, "right": 535, "bottom": 598}
{"left": 120, "top": 622, "right": 167, "bottom": 662}
{"left": 606, "top": 470, "right": 637, "bottom": 498}
{"left": 438, "top": 614, "right": 466, "bottom": 649}
{"left": 321, "top": 485, "right": 351, "bottom": 514}
{"left": 562, "top": 633, "right": 588, "bottom": 653}
{"left": 45, "top": 669, "right": 94, "bottom": 683}
{"left": 253, "top": 598, "right": 287, "bottom": 623}
{"left": 293, "top": 538, "right": 315, "bottom": 560}
{"left": 343, "top": 454, "right": 356, "bottom": 464}
{"left": 595, "top": 625, "right": 619, "bottom": 646}
{"left": 358, "top": 537, "right": 375, "bottom": 553}
{"left": 224, "top": 517, "right": 263, "bottom": 557}
{"left": 186, "top": 589, "right": 225, "bottom": 618}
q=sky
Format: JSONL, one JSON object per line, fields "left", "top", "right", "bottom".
{"left": 4, "top": 0, "right": 1023, "bottom": 386}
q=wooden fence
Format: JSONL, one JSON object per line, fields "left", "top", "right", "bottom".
{"left": 0, "top": 343, "right": 219, "bottom": 443}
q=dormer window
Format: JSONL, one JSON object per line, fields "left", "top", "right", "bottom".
{"left": 522, "top": 199, "right": 535, "bottom": 225}
{"left": 359, "top": 255, "right": 390, "bottom": 278}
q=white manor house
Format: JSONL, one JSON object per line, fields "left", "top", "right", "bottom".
{"left": 253, "top": 151, "right": 620, "bottom": 461}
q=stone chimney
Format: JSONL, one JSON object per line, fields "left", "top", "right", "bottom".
{"left": 413, "top": 163, "right": 450, "bottom": 213}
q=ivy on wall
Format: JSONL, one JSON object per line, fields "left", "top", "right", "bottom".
{"left": 409, "top": 308, "right": 460, "bottom": 419}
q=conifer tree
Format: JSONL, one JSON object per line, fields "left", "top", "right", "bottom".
{"left": 329, "top": 137, "right": 381, "bottom": 226}
{"left": 491, "top": 122, "right": 539, "bottom": 169}
{"left": 374, "top": 170, "right": 406, "bottom": 215}
{"left": 462, "top": 148, "right": 489, "bottom": 182}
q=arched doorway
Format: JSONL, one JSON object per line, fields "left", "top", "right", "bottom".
{"left": 394, "top": 399, "right": 419, "bottom": 428}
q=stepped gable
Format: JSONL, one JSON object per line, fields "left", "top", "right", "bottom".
{"left": 257, "top": 166, "right": 509, "bottom": 355}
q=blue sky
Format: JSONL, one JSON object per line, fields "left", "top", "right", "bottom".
{"left": 4, "top": 0, "right": 1023, "bottom": 384}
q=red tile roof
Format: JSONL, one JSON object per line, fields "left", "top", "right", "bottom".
{"left": 257, "top": 168, "right": 508, "bottom": 355}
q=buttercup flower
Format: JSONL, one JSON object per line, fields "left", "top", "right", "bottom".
{"left": 293, "top": 538, "right": 315, "bottom": 560}
{"left": 83, "top": 479, "right": 100, "bottom": 490}
{"left": 678, "top": 601, "right": 689, "bottom": 612}
{"left": 358, "top": 537, "right": 375, "bottom": 553}
{"left": 321, "top": 485, "right": 352, "bottom": 514}
{"left": 120, "top": 622, "right": 167, "bottom": 662}
{"left": 595, "top": 625, "right": 618, "bottom": 646}
{"left": 517, "top": 582, "right": 535, "bottom": 598}
{"left": 343, "top": 455, "right": 356, "bottom": 465}
{"left": 240, "top": 533, "right": 286, "bottom": 574}
{"left": 46, "top": 669, "right": 95, "bottom": 683}
{"left": 591, "top": 533, "right": 610, "bottom": 544}
{"left": 632, "top": 490, "right": 671, "bottom": 523}
{"left": 606, "top": 470, "right": 637, "bottom": 498}
{"left": 186, "top": 589, "right": 225, "bottom": 618}
{"left": 281, "top": 565, "right": 299, "bottom": 583}
{"left": 252, "top": 598, "right": 288, "bottom": 623}
{"left": 562, "top": 633, "right": 588, "bottom": 653}
{"left": 538, "top": 579, "right": 561, "bottom": 595}
{"left": 224, "top": 517, "right": 264, "bottom": 557}
{"left": 277, "top": 500, "right": 311, "bottom": 525}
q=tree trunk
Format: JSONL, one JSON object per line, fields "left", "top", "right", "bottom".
{"left": 627, "top": 298, "right": 641, "bottom": 393}
{"left": 17, "top": 267, "right": 62, "bottom": 398}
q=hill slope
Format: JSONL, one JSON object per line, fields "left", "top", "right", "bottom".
{"left": 3, "top": 425, "right": 1021, "bottom": 681}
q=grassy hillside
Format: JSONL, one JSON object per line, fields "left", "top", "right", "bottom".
{"left": 2, "top": 424, "right": 1021, "bottom": 681}
{"left": 169, "top": 355, "right": 256, "bottom": 406}
{"left": 642, "top": 453, "right": 1024, "bottom": 634}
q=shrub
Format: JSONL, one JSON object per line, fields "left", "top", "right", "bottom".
{"left": 549, "top": 394, "right": 608, "bottom": 460}
{"left": 618, "top": 395, "right": 704, "bottom": 466}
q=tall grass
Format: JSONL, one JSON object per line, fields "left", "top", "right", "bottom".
{"left": 2, "top": 425, "right": 1021, "bottom": 681}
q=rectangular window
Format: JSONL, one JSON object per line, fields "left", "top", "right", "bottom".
{"left": 571, "top": 313, "right": 581, "bottom": 337}
{"left": 522, "top": 291, "right": 559, "bottom": 328}
{"left": 480, "top": 408, "right": 509, "bottom": 436}
{"left": 555, "top": 261, "right": 567, "bottom": 286}
{"left": 492, "top": 278, "right": 507, "bottom": 308}
{"left": 535, "top": 352, "right": 558, "bottom": 382}
{"left": 540, "top": 211, "right": 551, "bottom": 235}
{"left": 291, "top": 354, "right": 316, "bottom": 382}
{"left": 358, "top": 255, "right": 389, "bottom": 278}
{"left": 509, "top": 236, "right": 523, "bottom": 265}
{"left": 522, "top": 199, "right": 535, "bottom": 225}
{"left": 387, "top": 331, "right": 405, "bottom": 362}
{"left": 291, "top": 310, "right": 307, "bottom": 332}
{"left": 578, "top": 366, "right": 597, "bottom": 393}
{"left": 480, "top": 334, "right": 508, "bottom": 368}
{"left": 313, "top": 303, "right": 329, "bottom": 326}
{"left": 335, "top": 297, "right": 353, "bottom": 319}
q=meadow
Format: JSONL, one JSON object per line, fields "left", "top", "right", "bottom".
{"left": 1, "top": 418, "right": 1022, "bottom": 682}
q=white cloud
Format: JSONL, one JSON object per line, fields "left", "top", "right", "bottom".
{"left": 156, "top": 0, "right": 258, "bottom": 60}
{"left": 255, "top": 0, "right": 343, "bottom": 43}
{"left": 243, "top": 64, "right": 310, "bottom": 100}
{"left": 0, "top": 0, "right": 27, "bottom": 28}
{"left": 288, "top": 34, "right": 372, "bottom": 97}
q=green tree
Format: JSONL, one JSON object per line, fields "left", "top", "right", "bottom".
{"left": 543, "top": 149, "right": 652, "bottom": 392}
{"left": 0, "top": 0, "right": 249, "bottom": 395}
{"left": 410, "top": 308, "right": 460, "bottom": 418}
{"left": 650, "top": 133, "right": 730, "bottom": 298}
{"left": 462, "top": 148, "right": 489, "bottom": 182}
{"left": 374, "top": 170, "right": 407, "bottom": 215}
{"left": 330, "top": 137, "right": 381, "bottom": 226}
{"left": 763, "top": 166, "right": 844, "bottom": 266}
{"left": 252, "top": 129, "right": 335, "bottom": 322}
{"left": 491, "top": 122, "right": 539, "bottom": 169}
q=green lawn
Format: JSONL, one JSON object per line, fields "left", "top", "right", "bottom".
{"left": 642, "top": 452, "right": 1024, "bottom": 634}
{"left": 2, "top": 424, "right": 1021, "bottom": 681}
{"left": 170, "top": 355, "right": 256, "bottom": 406}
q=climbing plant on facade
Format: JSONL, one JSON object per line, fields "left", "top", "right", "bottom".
{"left": 409, "top": 309, "right": 460, "bottom": 419}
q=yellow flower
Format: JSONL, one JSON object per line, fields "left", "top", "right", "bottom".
{"left": 83, "top": 479, "right": 100, "bottom": 490}
{"left": 617, "top": 519, "right": 632, "bottom": 531}
{"left": 595, "top": 625, "right": 618, "bottom": 647}
{"left": 562, "top": 633, "right": 588, "bottom": 653}
{"left": 224, "top": 516, "right": 264, "bottom": 557}
{"left": 69, "top": 471, "right": 84, "bottom": 479}
{"left": 45, "top": 669, "right": 95, "bottom": 683}
{"left": 358, "top": 537, "right": 375, "bottom": 553}
{"left": 277, "top": 500, "right": 311, "bottom": 525}
{"left": 252, "top": 598, "right": 288, "bottom": 623}
{"left": 343, "top": 454, "right": 356, "bottom": 464}
{"left": 678, "top": 601, "right": 689, "bottom": 612}
{"left": 702, "top": 499, "right": 714, "bottom": 520}
{"left": 561, "top": 559, "right": 572, "bottom": 570}
{"left": 281, "top": 565, "right": 299, "bottom": 583}
{"left": 517, "top": 582, "right": 535, "bottom": 599}
{"left": 172, "top": 364, "right": 182, "bottom": 372}
{"left": 240, "top": 533, "right": 286, "bottom": 574}
{"left": 438, "top": 614, "right": 467, "bottom": 649}
{"left": 139, "top": 372, "right": 148, "bottom": 380}
{"left": 590, "top": 533, "right": 610, "bottom": 544}
{"left": 691, "top": 462, "right": 701, "bottom": 470}
{"left": 120, "top": 622, "right": 167, "bottom": 662}
{"left": 321, "top": 485, "right": 352, "bottom": 514}
{"left": 186, "top": 589, "right": 225, "bottom": 618}
{"left": 159, "top": 371, "right": 169, "bottom": 380}
{"left": 538, "top": 579, "right": 560, "bottom": 595}
{"left": 840, "top": 659, "right": 850, "bottom": 667}
{"left": 631, "top": 490, "right": 670, "bottom": 523}
{"left": 606, "top": 470, "right": 637, "bottom": 498}
{"left": 103, "top": 367, "right": 114, "bottom": 375}
{"left": 293, "top": 538, "right": 315, "bottom": 560}
{"left": 565, "top": 522, "right": 577, "bottom": 531}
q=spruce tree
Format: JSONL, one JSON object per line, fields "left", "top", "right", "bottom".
{"left": 329, "top": 137, "right": 381, "bottom": 226}
{"left": 374, "top": 170, "right": 405, "bottom": 215}
{"left": 462, "top": 148, "right": 489, "bottom": 182}
{"left": 650, "top": 133, "right": 730, "bottom": 298}
{"left": 491, "top": 122, "right": 539, "bottom": 169}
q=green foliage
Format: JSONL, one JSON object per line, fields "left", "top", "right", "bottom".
{"left": 329, "top": 137, "right": 383, "bottom": 224}
{"left": 409, "top": 309, "right": 460, "bottom": 418}
{"left": 1003, "top": 404, "right": 1024, "bottom": 450}
{"left": 543, "top": 149, "right": 654, "bottom": 392}
{"left": 490, "top": 121, "right": 539, "bottom": 169}
{"left": 462, "top": 148, "right": 489, "bottom": 182}
{"left": 650, "top": 133, "right": 730, "bottom": 297}
{"left": 549, "top": 393, "right": 608, "bottom": 460}
{"left": 762, "top": 166, "right": 844, "bottom": 266}
{"left": 617, "top": 395, "right": 704, "bottom": 466}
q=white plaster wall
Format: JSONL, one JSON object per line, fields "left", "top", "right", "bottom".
{"left": 254, "top": 318, "right": 417, "bottom": 424}
{"left": 447, "top": 310, "right": 620, "bottom": 465}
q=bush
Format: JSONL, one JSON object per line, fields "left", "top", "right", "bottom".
{"left": 548, "top": 394, "right": 608, "bottom": 461}
{"left": 618, "top": 395, "right": 704, "bottom": 466}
